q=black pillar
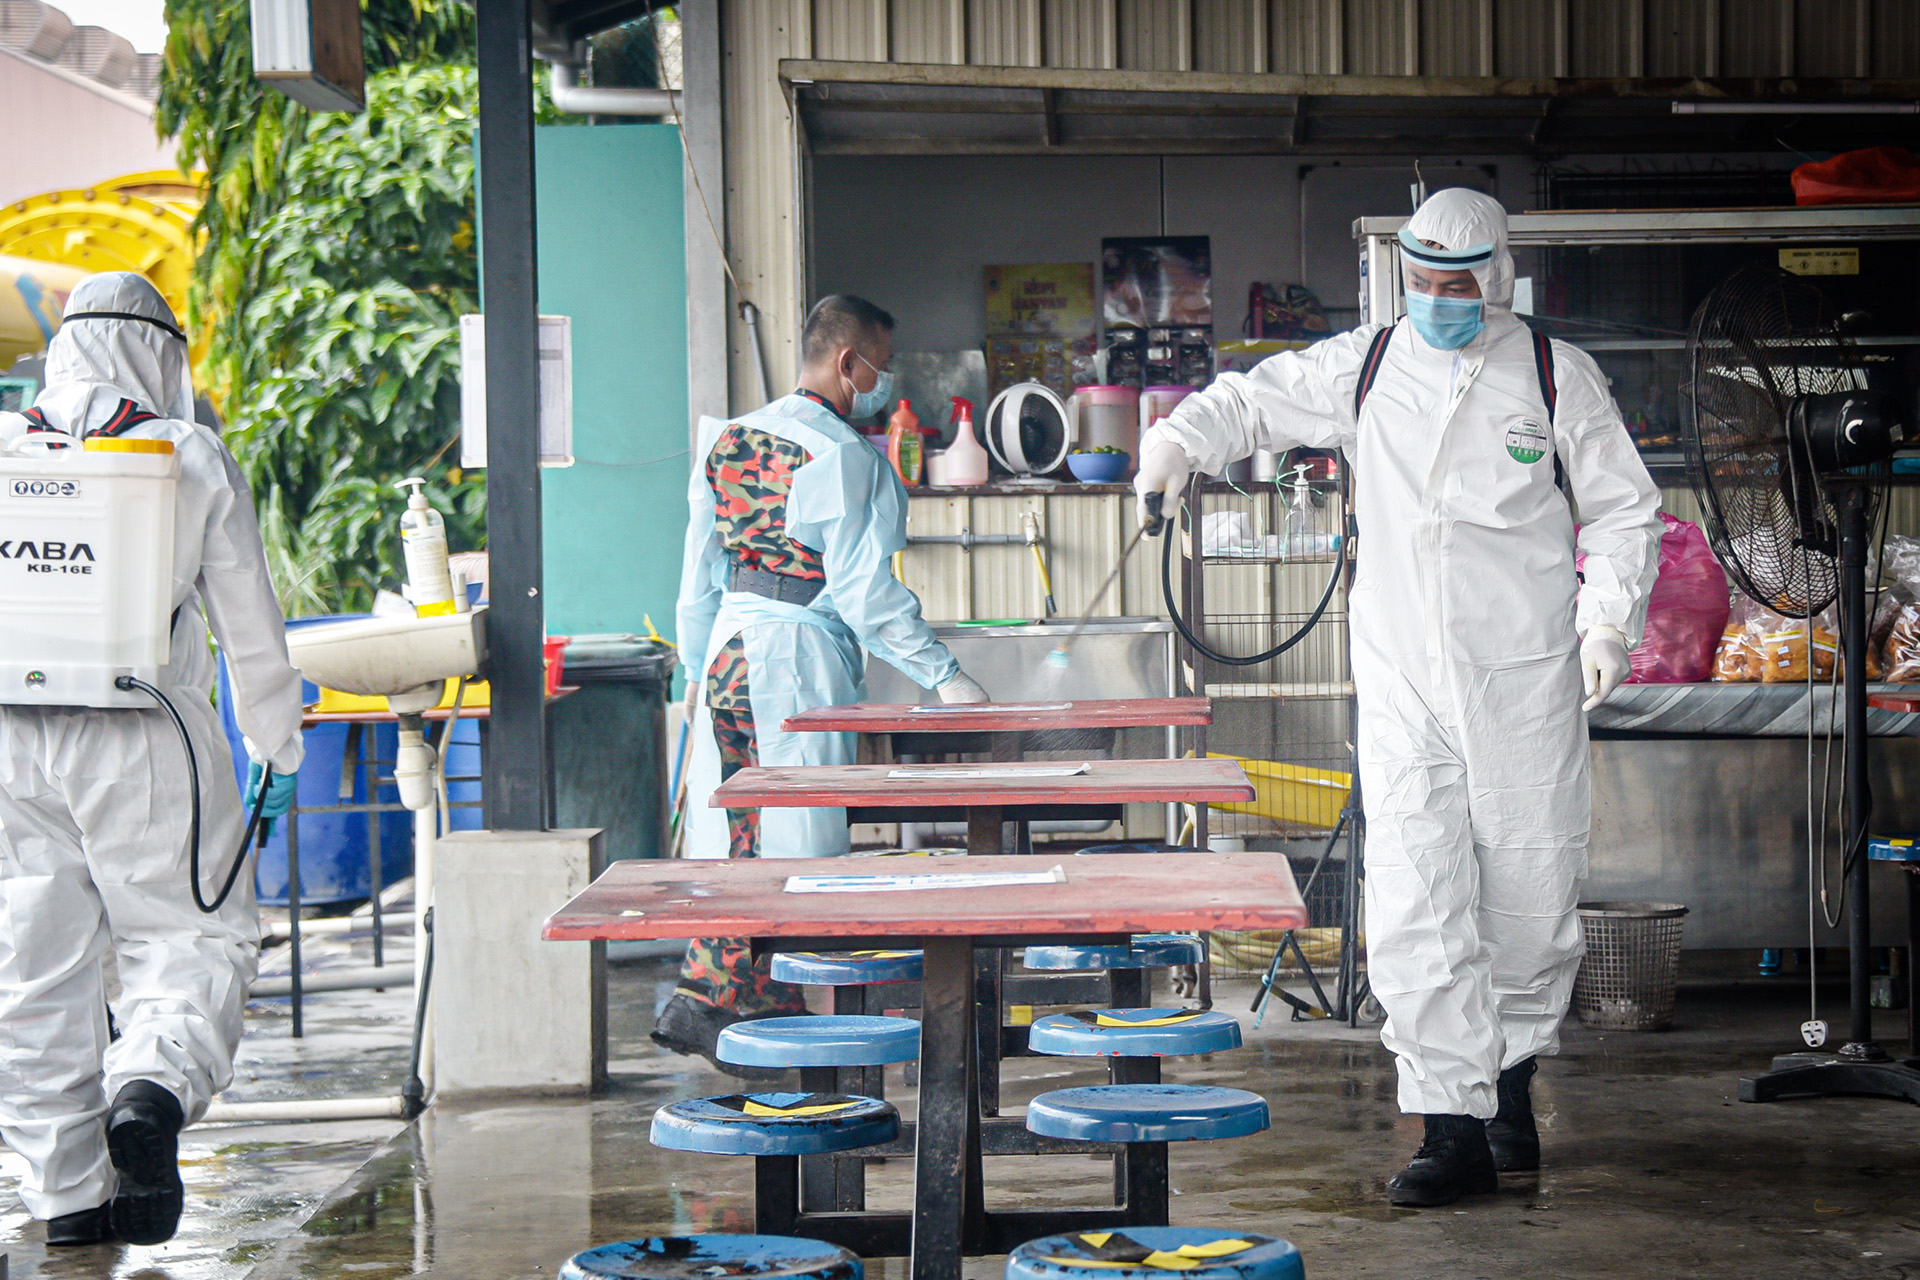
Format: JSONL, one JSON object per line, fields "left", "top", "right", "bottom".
{"left": 475, "top": 0, "right": 547, "bottom": 830}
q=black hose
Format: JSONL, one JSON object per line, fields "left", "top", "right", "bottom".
{"left": 1154, "top": 455, "right": 1353, "bottom": 667}
{"left": 116, "top": 675, "right": 272, "bottom": 914}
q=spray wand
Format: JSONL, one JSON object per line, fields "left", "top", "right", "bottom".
{"left": 1045, "top": 494, "right": 1163, "bottom": 678}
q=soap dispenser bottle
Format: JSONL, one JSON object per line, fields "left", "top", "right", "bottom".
{"left": 396, "top": 477, "right": 456, "bottom": 616}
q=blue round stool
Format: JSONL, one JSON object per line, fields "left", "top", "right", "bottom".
{"left": 770, "top": 949, "right": 925, "bottom": 985}
{"left": 651, "top": 1092, "right": 899, "bottom": 1156}
{"left": 561, "top": 1235, "right": 862, "bottom": 1280}
{"left": 1024, "top": 933, "right": 1207, "bottom": 971}
{"left": 718, "top": 1015, "right": 921, "bottom": 1069}
{"left": 1027, "top": 1008, "right": 1241, "bottom": 1058}
{"left": 1026, "top": 1084, "right": 1269, "bottom": 1143}
{"left": 1006, "top": 1228, "right": 1302, "bottom": 1280}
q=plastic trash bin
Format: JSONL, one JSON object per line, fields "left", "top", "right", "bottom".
{"left": 550, "top": 634, "right": 676, "bottom": 861}
{"left": 216, "top": 616, "right": 412, "bottom": 907}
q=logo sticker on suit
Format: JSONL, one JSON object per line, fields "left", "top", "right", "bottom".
{"left": 1505, "top": 418, "right": 1549, "bottom": 464}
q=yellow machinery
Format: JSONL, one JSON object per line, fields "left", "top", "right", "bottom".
{"left": 0, "top": 254, "right": 82, "bottom": 369}
{"left": 0, "top": 171, "right": 203, "bottom": 368}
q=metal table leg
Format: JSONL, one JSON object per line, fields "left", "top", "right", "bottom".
{"left": 286, "top": 808, "right": 303, "bottom": 1038}
{"left": 912, "top": 935, "right": 976, "bottom": 1280}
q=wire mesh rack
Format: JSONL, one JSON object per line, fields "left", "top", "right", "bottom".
{"left": 1177, "top": 476, "right": 1359, "bottom": 981}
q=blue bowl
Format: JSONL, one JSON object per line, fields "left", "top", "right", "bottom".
{"left": 1067, "top": 451, "right": 1129, "bottom": 483}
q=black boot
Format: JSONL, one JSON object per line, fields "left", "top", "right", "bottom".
{"left": 106, "top": 1080, "right": 185, "bottom": 1246}
{"left": 46, "top": 1204, "right": 114, "bottom": 1246}
{"left": 1484, "top": 1056, "right": 1540, "bottom": 1173}
{"left": 650, "top": 994, "right": 791, "bottom": 1083}
{"left": 1386, "top": 1113, "right": 1499, "bottom": 1207}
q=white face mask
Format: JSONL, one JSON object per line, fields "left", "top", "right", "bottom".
{"left": 845, "top": 352, "right": 893, "bottom": 419}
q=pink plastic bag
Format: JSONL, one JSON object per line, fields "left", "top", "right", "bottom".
{"left": 1579, "top": 514, "right": 1729, "bottom": 682}
{"left": 1625, "top": 514, "right": 1731, "bottom": 683}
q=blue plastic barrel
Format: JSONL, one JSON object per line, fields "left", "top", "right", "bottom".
{"left": 216, "top": 616, "right": 414, "bottom": 907}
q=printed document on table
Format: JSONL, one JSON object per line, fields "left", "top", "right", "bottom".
{"left": 885, "top": 764, "right": 1090, "bottom": 780}
{"left": 785, "top": 866, "right": 1067, "bottom": 894}
{"left": 907, "top": 703, "right": 1072, "bottom": 713}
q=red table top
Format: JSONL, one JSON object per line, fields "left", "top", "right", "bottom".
{"left": 782, "top": 697, "right": 1214, "bottom": 733}
{"left": 1870, "top": 693, "right": 1920, "bottom": 713}
{"left": 542, "top": 851, "right": 1307, "bottom": 941}
{"left": 709, "top": 757, "right": 1253, "bottom": 810}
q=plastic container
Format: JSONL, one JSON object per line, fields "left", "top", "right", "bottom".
{"left": 886, "top": 399, "right": 928, "bottom": 486}
{"left": 396, "top": 477, "right": 454, "bottom": 617}
{"left": 549, "top": 635, "right": 677, "bottom": 861}
{"left": 0, "top": 437, "right": 178, "bottom": 709}
{"left": 1204, "top": 752, "right": 1352, "bottom": 829}
{"left": 1573, "top": 902, "right": 1689, "bottom": 1031}
{"left": 1139, "top": 385, "right": 1195, "bottom": 441}
{"left": 217, "top": 617, "right": 412, "bottom": 907}
{"left": 1070, "top": 385, "right": 1141, "bottom": 470}
{"left": 942, "top": 395, "right": 989, "bottom": 486}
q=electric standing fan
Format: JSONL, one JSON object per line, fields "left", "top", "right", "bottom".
{"left": 1679, "top": 263, "right": 1919, "bottom": 1102}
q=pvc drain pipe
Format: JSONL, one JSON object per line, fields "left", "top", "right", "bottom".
{"left": 197, "top": 1096, "right": 408, "bottom": 1126}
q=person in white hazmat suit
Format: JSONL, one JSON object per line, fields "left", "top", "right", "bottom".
{"left": 1135, "top": 189, "right": 1661, "bottom": 1206}
{"left": 0, "top": 274, "right": 305, "bottom": 1246}
{"left": 660, "top": 295, "right": 988, "bottom": 1071}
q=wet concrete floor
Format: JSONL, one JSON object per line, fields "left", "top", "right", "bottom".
{"left": 5, "top": 949, "right": 1919, "bottom": 1279}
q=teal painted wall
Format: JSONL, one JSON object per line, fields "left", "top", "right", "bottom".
{"left": 534, "top": 124, "right": 688, "bottom": 642}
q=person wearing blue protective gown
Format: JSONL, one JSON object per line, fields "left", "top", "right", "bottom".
{"left": 656, "top": 296, "right": 988, "bottom": 1072}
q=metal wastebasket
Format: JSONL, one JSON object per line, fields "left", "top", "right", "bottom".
{"left": 1573, "top": 901, "right": 1689, "bottom": 1031}
{"left": 550, "top": 635, "right": 676, "bottom": 861}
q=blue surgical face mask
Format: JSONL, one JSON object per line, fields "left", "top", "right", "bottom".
{"left": 1405, "top": 290, "right": 1485, "bottom": 350}
{"left": 847, "top": 353, "right": 893, "bottom": 419}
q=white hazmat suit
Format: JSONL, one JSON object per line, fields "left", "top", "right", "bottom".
{"left": 677, "top": 392, "right": 962, "bottom": 860}
{"left": 0, "top": 274, "right": 304, "bottom": 1219}
{"left": 1141, "top": 190, "right": 1661, "bottom": 1117}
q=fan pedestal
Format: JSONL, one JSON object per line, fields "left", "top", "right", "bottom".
{"left": 1739, "top": 482, "right": 1920, "bottom": 1106}
{"left": 1739, "top": 1052, "right": 1920, "bottom": 1103}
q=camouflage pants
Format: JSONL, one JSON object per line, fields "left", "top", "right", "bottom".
{"left": 676, "top": 637, "right": 807, "bottom": 1015}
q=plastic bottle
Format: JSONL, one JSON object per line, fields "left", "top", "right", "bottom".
{"left": 1282, "top": 464, "right": 1317, "bottom": 561}
{"left": 887, "top": 399, "right": 925, "bottom": 486}
{"left": 942, "top": 396, "right": 990, "bottom": 487}
{"left": 396, "top": 476, "right": 456, "bottom": 616}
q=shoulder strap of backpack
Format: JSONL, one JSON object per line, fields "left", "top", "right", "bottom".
{"left": 86, "top": 398, "right": 163, "bottom": 439}
{"left": 1524, "top": 323, "right": 1572, "bottom": 495}
{"left": 1528, "top": 325, "right": 1558, "bottom": 422}
{"left": 1352, "top": 324, "right": 1395, "bottom": 419}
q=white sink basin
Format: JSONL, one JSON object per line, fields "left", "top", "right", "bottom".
{"left": 285, "top": 607, "right": 487, "bottom": 699}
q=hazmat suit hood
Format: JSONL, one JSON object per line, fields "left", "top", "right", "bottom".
{"left": 1401, "top": 188, "right": 1515, "bottom": 309}
{"left": 40, "top": 272, "right": 194, "bottom": 424}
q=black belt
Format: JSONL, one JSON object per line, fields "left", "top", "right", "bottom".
{"left": 730, "top": 563, "right": 824, "bottom": 606}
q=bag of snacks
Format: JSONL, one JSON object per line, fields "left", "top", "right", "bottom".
{"left": 1712, "top": 594, "right": 1761, "bottom": 682}
{"left": 1879, "top": 538, "right": 1920, "bottom": 683}
{"left": 1756, "top": 607, "right": 1839, "bottom": 684}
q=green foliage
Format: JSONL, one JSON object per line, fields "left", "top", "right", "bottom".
{"left": 230, "top": 62, "right": 485, "bottom": 613}
{"left": 158, "top": 2, "right": 478, "bottom": 614}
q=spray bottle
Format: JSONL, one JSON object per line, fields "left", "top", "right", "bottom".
{"left": 942, "top": 396, "right": 990, "bottom": 486}
{"left": 396, "top": 477, "right": 456, "bottom": 617}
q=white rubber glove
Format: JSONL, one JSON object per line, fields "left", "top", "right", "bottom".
{"left": 1133, "top": 438, "right": 1192, "bottom": 531}
{"left": 1580, "top": 625, "right": 1631, "bottom": 713}
{"left": 937, "top": 671, "right": 990, "bottom": 704}
{"left": 683, "top": 673, "right": 701, "bottom": 720}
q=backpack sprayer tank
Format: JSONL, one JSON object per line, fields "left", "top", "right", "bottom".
{"left": 0, "top": 435, "right": 178, "bottom": 708}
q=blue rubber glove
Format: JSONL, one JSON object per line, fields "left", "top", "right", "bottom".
{"left": 245, "top": 762, "right": 299, "bottom": 834}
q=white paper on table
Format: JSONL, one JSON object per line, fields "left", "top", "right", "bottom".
{"left": 885, "top": 764, "right": 1090, "bottom": 780}
{"left": 907, "top": 702, "right": 1072, "bottom": 714}
{"left": 784, "top": 865, "right": 1067, "bottom": 894}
